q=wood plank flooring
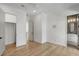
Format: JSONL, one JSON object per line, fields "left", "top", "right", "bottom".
{"left": 3, "top": 41, "right": 79, "bottom": 56}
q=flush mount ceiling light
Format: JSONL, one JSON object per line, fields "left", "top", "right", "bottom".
{"left": 21, "top": 5, "right": 25, "bottom": 7}
{"left": 33, "top": 10, "right": 36, "bottom": 13}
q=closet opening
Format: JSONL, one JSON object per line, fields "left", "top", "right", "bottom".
{"left": 5, "top": 22, "right": 16, "bottom": 46}
{"left": 67, "top": 14, "right": 79, "bottom": 49}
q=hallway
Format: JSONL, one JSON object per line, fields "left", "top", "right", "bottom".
{"left": 3, "top": 41, "right": 79, "bottom": 56}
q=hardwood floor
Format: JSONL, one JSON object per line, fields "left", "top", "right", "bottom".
{"left": 3, "top": 41, "right": 79, "bottom": 56}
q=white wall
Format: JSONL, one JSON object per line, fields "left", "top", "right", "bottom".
{"left": 26, "top": 21, "right": 29, "bottom": 32}
{"left": 5, "top": 23, "right": 16, "bottom": 45}
{"left": 41, "top": 13, "right": 47, "bottom": 43}
{"left": 47, "top": 13, "right": 67, "bottom": 46}
{"left": 26, "top": 21, "right": 29, "bottom": 41}
{"left": 34, "top": 13, "right": 42, "bottom": 43}
{"left": 29, "top": 16, "right": 33, "bottom": 33}
{"left": 34, "top": 12, "right": 47, "bottom": 43}
{"left": 5, "top": 13, "right": 16, "bottom": 23}
{"left": 16, "top": 12, "right": 27, "bottom": 47}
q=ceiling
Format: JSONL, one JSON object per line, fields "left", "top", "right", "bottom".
{"left": 2, "top": 3, "right": 79, "bottom": 15}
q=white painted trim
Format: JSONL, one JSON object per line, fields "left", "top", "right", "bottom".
{"left": 0, "top": 48, "right": 5, "bottom": 56}
{"left": 47, "top": 40, "right": 67, "bottom": 47}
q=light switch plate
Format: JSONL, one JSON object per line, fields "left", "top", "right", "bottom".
{"left": 52, "top": 25, "right": 56, "bottom": 28}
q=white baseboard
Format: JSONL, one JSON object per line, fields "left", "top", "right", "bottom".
{"left": 0, "top": 47, "right": 5, "bottom": 56}
{"left": 5, "top": 41, "right": 15, "bottom": 45}
{"left": 47, "top": 40, "right": 67, "bottom": 47}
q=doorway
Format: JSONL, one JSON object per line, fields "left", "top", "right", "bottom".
{"left": 27, "top": 15, "right": 35, "bottom": 43}
{"left": 67, "top": 14, "right": 79, "bottom": 48}
{"left": 5, "top": 22, "right": 16, "bottom": 45}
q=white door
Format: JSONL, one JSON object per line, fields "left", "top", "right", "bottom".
{"left": 0, "top": 8, "right": 5, "bottom": 55}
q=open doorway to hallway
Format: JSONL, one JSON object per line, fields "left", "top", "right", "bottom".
{"left": 26, "top": 15, "right": 34, "bottom": 43}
